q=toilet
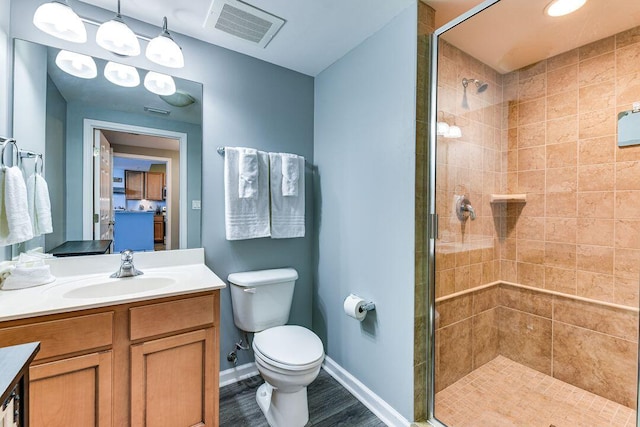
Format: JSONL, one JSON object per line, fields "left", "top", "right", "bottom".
{"left": 228, "top": 268, "right": 324, "bottom": 427}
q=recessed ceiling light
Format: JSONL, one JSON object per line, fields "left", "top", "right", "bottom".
{"left": 545, "top": 0, "right": 587, "bottom": 17}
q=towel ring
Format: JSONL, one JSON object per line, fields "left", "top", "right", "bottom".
{"left": 0, "top": 139, "right": 19, "bottom": 169}
{"left": 34, "top": 153, "right": 44, "bottom": 175}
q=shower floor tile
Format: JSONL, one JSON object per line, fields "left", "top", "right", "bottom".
{"left": 434, "top": 355, "right": 637, "bottom": 427}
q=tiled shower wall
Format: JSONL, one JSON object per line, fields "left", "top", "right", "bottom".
{"left": 502, "top": 26, "right": 640, "bottom": 308}
{"left": 432, "top": 25, "right": 640, "bottom": 411}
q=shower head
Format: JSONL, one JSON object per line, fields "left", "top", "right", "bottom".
{"left": 462, "top": 78, "right": 489, "bottom": 93}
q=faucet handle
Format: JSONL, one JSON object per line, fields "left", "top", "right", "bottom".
{"left": 120, "top": 249, "right": 134, "bottom": 262}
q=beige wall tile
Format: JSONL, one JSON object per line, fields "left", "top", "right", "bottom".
{"left": 500, "top": 284, "right": 553, "bottom": 317}
{"left": 577, "top": 271, "right": 614, "bottom": 302}
{"left": 547, "top": 48, "right": 578, "bottom": 71}
{"left": 579, "top": 81, "right": 615, "bottom": 112}
{"left": 546, "top": 141, "right": 577, "bottom": 168}
{"left": 544, "top": 267, "right": 577, "bottom": 294}
{"left": 473, "top": 286, "right": 499, "bottom": 314}
{"left": 455, "top": 265, "right": 471, "bottom": 292}
{"left": 614, "top": 248, "right": 640, "bottom": 279}
{"left": 519, "top": 73, "right": 546, "bottom": 102}
{"left": 546, "top": 167, "right": 577, "bottom": 193}
{"left": 577, "top": 191, "right": 614, "bottom": 218}
{"left": 547, "top": 115, "right": 578, "bottom": 144}
{"left": 577, "top": 245, "right": 614, "bottom": 274}
{"left": 545, "top": 242, "right": 577, "bottom": 269}
{"left": 616, "top": 71, "right": 640, "bottom": 107}
{"left": 518, "top": 170, "right": 545, "bottom": 193}
{"left": 615, "top": 191, "right": 640, "bottom": 219}
{"left": 517, "top": 239, "right": 545, "bottom": 264}
{"left": 518, "top": 146, "right": 546, "bottom": 171}
{"left": 547, "top": 64, "right": 577, "bottom": 95}
{"left": 615, "top": 220, "right": 640, "bottom": 249}
{"left": 616, "top": 161, "right": 640, "bottom": 190}
{"left": 545, "top": 217, "right": 577, "bottom": 243}
{"left": 614, "top": 276, "right": 640, "bottom": 307}
{"left": 616, "top": 42, "right": 640, "bottom": 76}
{"left": 578, "top": 136, "right": 615, "bottom": 165}
{"left": 578, "top": 109, "right": 616, "bottom": 139}
{"left": 518, "top": 216, "right": 545, "bottom": 240}
{"left": 578, "top": 163, "right": 614, "bottom": 191}
{"left": 472, "top": 309, "right": 498, "bottom": 369}
{"left": 576, "top": 218, "right": 614, "bottom": 246}
{"left": 518, "top": 122, "right": 545, "bottom": 148}
{"left": 519, "top": 60, "right": 547, "bottom": 79}
{"left": 553, "top": 322, "right": 637, "bottom": 408}
{"left": 545, "top": 192, "right": 577, "bottom": 217}
{"left": 616, "top": 26, "right": 640, "bottom": 49}
{"left": 436, "top": 319, "right": 473, "bottom": 392}
{"left": 547, "top": 90, "right": 577, "bottom": 119}
{"left": 578, "top": 52, "right": 615, "bottom": 87}
{"left": 579, "top": 36, "right": 615, "bottom": 61}
{"left": 553, "top": 296, "right": 638, "bottom": 341}
{"left": 518, "top": 98, "right": 545, "bottom": 125}
{"left": 498, "top": 307, "right": 552, "bottom": 375}
{"left": 517, "top": 262, "right": 545, "bottom": 287}
{"left": 436, "top": 293, "right": 472, "bottom": 329}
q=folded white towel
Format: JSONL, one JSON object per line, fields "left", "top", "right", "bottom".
{"left": 269, "top": 153, "right": 305, "bottom": 238}
{"left": 1, "top": 264, "right": 55, "bottom": 290}
{"left": 238, "top": 148, "right": 259, "bottom": 199}
{"left": 0, "top": 167, "right": 34, "bottom": 246}
{"left": 27, "top": 173, "right": 53, "bottom": 237}
{"left": 281, "top": 153, "right": 300, "bottom": 197}
{"left": 224, "top": 147, "right": 271, "bottom": 240}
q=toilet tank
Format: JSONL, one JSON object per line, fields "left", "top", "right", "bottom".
{"left": 228, "top": 268, "right": 298, "bottom": 332}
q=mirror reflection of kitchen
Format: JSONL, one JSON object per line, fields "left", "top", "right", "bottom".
{"left": 98, "top": 129, "right": 178, "bottom": 253}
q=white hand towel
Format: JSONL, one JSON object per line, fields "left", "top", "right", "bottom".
{"left": 281, "top": 153, "right": 300, "bottom": 197}
{"left": 1, "top": 264, "right": 55, "bottom": 290}
{"left": 0, "top": 167, "right": 34, "bottom": 246}
{"left": 224, "top": 147, "right": 271, "bottom": 240}
{"left": 27, "top": 174, "right": 53, "bottom": 236}
{"left": 238, "top": 148, "right": 259, "bottom": 199}
{"left": 269, "top": 153, "right": 305, "bottom": 238}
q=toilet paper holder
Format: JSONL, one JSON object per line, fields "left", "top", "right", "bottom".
{"left": 359, "top": 301, "right": 376, "bottom": 313}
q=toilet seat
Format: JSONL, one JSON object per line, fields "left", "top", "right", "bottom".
{"left": 253, "top": 325, "right": 324, "bottom": 371}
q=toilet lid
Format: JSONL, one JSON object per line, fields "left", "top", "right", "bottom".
{"left": 253, "top": 325, "right": 324, "bottom": 367}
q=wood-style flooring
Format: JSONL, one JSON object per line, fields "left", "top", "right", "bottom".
{"left": 220, "top": 369, "right": 387, "bottom": 426}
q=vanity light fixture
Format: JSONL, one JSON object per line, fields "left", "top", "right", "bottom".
{"left": 146, "top": 17, "right": 184, "bottom": 69}
{"left": 545, "top": 0, "right": 587, "bottom": 17}
{"left": 104, "top": 61, "right": 140, "bottom": 87}
{"left": 55, "top": 50, "right": 97, "bottom": 79}
{"left": 33, "top": 0, "right": 87, "bottom": 43}
{"left": 160, "top": 90, "right": 196, "bottom": 107}
{"left": 96, "top": 0, "right": 140, "bottom": 56}
{"left": 144, "top": 71, "right": 176, "bottom": 96}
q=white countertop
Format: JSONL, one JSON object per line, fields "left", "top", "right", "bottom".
{"left": 0, "top": 248, "right": 226, "bottom": 322}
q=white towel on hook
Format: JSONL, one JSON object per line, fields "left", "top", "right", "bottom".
{"left": 27, "top": 173, "right": 53, "bottom": 236}
{"left": 269, "top": 153, "right": 305, "bottom": 238}
{"left": 281, "top": 153, "right": 300, "bottom": 197}
{"left": 0, "top": 166, "right": 34, "bottom": 246}
{"left": 238, "top": 148, "right": 259, "bottom": 199}
{"left": 224, "top": 147, "right": 271, "bottom": 240}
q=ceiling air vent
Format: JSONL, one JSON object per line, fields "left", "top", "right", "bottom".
{"left": 204, "top": 0, "right": 285, "bottom": 48}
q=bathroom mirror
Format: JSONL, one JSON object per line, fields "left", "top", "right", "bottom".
{"left": 618, "top": 109, "right": 640, "bottom": 147}
{"left": 11, "top": 39, "right": 203, "bottom": 255}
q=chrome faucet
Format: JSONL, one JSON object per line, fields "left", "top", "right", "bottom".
{"left": 110, "top": 249, "right": 144, "bottom": 278}
{"left": 455, "top": 195, "right": 477, "bottom": 221}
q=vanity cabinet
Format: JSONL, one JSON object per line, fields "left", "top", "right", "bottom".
{"left": 153, "top": 215, "right": 164, "bottom": 243}
{"left": 0, "top": 291, "right": 220, "bottom": 427}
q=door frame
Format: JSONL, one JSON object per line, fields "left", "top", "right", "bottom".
{"left": 113, "top": 152, "right": 173, "bottom": 249}
{"left": 82, "top": 119, "right": 188, "bottom": 249}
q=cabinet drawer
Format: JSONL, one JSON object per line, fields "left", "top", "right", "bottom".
{"left": 0, "top": 313, "right": 113, "bottom": 361}
{"left": 129, "top": 295, "right": 215, "bottom": 341}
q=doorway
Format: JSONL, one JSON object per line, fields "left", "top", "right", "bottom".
{"left": 82, "top": 119, "right": 188, "bottom": 250}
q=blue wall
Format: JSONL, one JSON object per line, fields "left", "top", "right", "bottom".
{"left": 45, "top": 75, "right": 66, "bottom": 251}
{"left": 10, "top": 0, "right": 315, "bottom": 372}
{"left": 313, "top": 5, "right": 417, "bottom": 419}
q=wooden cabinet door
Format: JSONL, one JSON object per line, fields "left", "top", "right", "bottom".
{"left": 153, "top": 219, "right": 163, "bottom": 243}
{"left": 145, "top": 172, "right": 164, "bottom": 201}
{"left": 131, "top": 329, "right": 217, "bottom": 427}
{"left": 29, "top": 352, "right": 112, "bottom": 427}
{"left": 125, "top": 171, "right": 145, "bottom": 200}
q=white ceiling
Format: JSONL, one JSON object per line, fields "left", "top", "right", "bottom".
{"left": 428, "top": 0, "right": 640, "bottom": 74}
{"left": 102, "top": 130, "right": 180, "bottom": 152}
{"left": 78, "top": 0, "right": 415, "bottom": 77}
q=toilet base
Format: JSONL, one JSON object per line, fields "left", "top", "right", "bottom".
{"left": 256, "top": 382, "right": 309, "bottom": 427}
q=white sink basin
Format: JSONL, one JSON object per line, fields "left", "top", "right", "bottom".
{"left": 62, "top": 276, "right": 176, "bottom": 299}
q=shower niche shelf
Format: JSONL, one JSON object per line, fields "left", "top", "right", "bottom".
{"left": 490, "top": 194, "right": 527, "bottom": 203}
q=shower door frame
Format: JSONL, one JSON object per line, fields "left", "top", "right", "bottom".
{"left": 423, "top": 0, "right": 640, "bottom": 425}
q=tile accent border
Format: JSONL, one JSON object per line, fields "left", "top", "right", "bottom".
{"left": 323, "top": 356, "right": 411, "bottom": 427}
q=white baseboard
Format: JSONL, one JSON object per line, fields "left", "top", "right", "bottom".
{"left": 322, "top": 356, "right": 411, "bottom": 427}
{"left": 219, "top": 362, "right": 259, "bottom": 388}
